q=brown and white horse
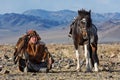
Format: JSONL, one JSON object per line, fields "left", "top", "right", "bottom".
{"left": 70, "top": 9, "right": 99, "bottom": 72}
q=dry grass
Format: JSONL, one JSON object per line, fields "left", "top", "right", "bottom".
{"left": 0, "top": 43, "right": 120, "bottom": 80}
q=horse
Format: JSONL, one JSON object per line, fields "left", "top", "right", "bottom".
{"left": 70, "top": 9, "right": 99, "bottom": 72}
{"left": 13, "top": 30, "right": 54, "bottom": 72}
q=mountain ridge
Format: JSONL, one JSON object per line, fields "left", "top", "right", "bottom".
{"left": 0, "top": 9, "right": 120, "bottom": 31}
{"left": 0, "top": 9, "right": 120, "bottom": 43}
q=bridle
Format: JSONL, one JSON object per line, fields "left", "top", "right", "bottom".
{"left": 76, "top": 17, "right": 90, "bottom": 39}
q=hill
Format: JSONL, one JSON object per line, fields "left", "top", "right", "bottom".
{"left": 0, "top": 9, "right": 120, "bottom": 44}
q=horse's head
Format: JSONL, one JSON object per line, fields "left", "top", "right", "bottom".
{"left": 77, "top": 9, "right": 92, "bottom": 39}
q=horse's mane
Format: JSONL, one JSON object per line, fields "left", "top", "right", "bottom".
{"left": 77, "top": 9, "right": 92, "bottom": 28}
{"left": 78, "top": 9, "right": 91, "bottom": 16}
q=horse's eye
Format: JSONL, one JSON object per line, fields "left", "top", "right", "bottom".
{"left": 77, "top": 22, "right": 80, "bottom": 26}
{"left": 81, "top": 18, "right": 86, "bottom": 22}
{"left": 86, "top": 15, "right": 90, "bottom": 19}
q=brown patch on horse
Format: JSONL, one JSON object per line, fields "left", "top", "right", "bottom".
{"left": 90, "top": 44, "right": 99, "bottom": 65}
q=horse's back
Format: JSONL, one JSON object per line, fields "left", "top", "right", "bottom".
{"left": 89, "top": 24, "right": 98, "bottom": 44}
{"left": 91, "top": 24, "right": 97, "bottom": 35}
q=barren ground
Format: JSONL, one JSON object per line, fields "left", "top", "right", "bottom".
{"left": 0, "top": 43, "right": 120, "bottom": 80}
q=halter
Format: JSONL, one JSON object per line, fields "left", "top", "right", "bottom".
{"left": 76, "top": 17, "right": 90, "bottom": 39}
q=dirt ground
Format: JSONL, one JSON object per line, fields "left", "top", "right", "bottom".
{"left": 0, "top": 43, "right": 120, "bottom": 80}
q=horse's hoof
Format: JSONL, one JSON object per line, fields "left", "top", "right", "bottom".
{"left": 46, "top": 69, "right": 49, "bottom": 73}
{"left": 76, "top": 68, "right": 80, "bottom": 72}
{"left": 24, "top": 67, "right": 28, "bottom": 73}
{"left": 85, "top": 69, "right": 92, "bottom": 73}
{"left": 68, "top": 34, "right": 72, "bottom": 37}
{"left": 94, "top": 69, "right": 99, "bottom": 72}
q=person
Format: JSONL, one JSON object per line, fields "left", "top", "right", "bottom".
{"left": 68, "top": 17, "right": 76, "bottom": 37}
{"left": 13, "top": 30, "right": 54, "bottom": 72}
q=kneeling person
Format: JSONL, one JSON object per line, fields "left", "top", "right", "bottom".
{"left": 13, "top": 30, "right": 54, "bottom": 72}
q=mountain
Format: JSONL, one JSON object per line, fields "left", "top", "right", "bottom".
{"left": 23, "top": 9, "right": 76, "bottom": 23}
{"left": 0, "top": 9, "right": 120, "bottom": 31}
{"left": 98, "top": 19, "right": 120, "bottom": 42}
{"left": 0, "top": 9, "right": 120, "bottom": 43}
{"left": 0, "top": 13, "right": 63, "bottom": 32}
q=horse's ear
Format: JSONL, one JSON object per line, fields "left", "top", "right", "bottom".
{"left": 89, "top": 10, "right": 91, "bottom": 14}
{"left": 78, "top": 10, "right": 80, "bottom": 15}
{"left": 89, "top": 10, "right": 91, "bottom": 13}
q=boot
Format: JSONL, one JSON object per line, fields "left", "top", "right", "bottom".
{"left": 68, "top": 28, "right": 72, "bottom": 37}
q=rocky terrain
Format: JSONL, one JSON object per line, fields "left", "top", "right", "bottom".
{"left": 0, "top": 43, "right": 120, "bottom": 80}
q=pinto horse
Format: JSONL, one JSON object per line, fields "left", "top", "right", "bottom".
{"left": 70, "top": 9, "right": 99, "bottom": 72}
{"left": 13, "top": 31, "right": 54, "bottom": 72}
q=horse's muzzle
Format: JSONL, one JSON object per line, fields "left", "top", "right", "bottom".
{"left": 82, "top": 31, "right": 88, "bottom": 39}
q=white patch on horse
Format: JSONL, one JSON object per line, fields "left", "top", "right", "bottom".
{"left": 81, "top": 18, "right": 86, "bottom": 23}
{"left": 84, "top": 44, "right": 92, "bottom": 71}
{"left": 94, "top": 62, "right": 98, "bottom": 72}
{"left": 75, "top": 50, "right": 80, "bottom": 70}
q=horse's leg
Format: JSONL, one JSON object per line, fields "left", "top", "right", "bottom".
{"left": 76, "top": 49, "right": 80, "bottom": 71}
{"left": 84, "top": 44, "right": 92, "bottom": 72}
{"left": 91, "top": 44, "right": 99, "bottom": 72}
{"left": 74, "top": 42, "right": 80, "bottom": 71}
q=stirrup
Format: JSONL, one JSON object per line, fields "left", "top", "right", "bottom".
{"left": 68, "top": 34, "right": 72, "bottom": 37}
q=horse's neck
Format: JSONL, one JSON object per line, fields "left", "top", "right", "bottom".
{"left": 89, "top": 24, "right": 97, "bottom": 35}
{"left": 73, "top": 22, "right": 81, "bottom": 34}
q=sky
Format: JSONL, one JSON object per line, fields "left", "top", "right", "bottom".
{"left": 0, "top": 0, "right": 120, "bottom": 14}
